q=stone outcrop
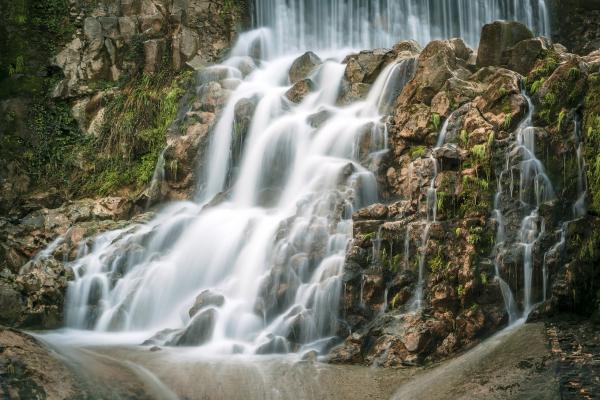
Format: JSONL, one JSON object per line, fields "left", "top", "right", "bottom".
{"left": 0, "top": 328, "right": 85, "bottom": 399}
{"left": 53, "top": 0, "right": 248, "bottom": 99}
{"left": 0, "top": 197, "right": 150, "bottom": 328}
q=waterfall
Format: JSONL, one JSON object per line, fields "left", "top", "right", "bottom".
{"left": 49, "top": 0, "right": 555, "bottom": 356}
{"left": 252, "top": 0, "right": 551, "bottom": 53}
{"left": 63, "top": 34, "right": 418, "bottom": 353}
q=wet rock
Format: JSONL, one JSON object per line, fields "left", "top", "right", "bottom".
{"left": 338, "top": 81, "right": 371, "bottom": 105}
{"left": 353, "top": 203, "right": 389, "bottom": 220}
{"left": 392, "top": 40, "right": 422, "bottom": 56}
{"left": 344, "top": 48, "right": 394, "bottom": 84}
{"left": 289, "top": 51, "right": 322, "bottom": 84}
{"left": 189, "top": 290, "right": 225, "bottom": 318}
{"left": 398, "top": 40, "right": 463, "bottom": 105}
{"left": 307, "top": 108, "right": 333, "bottom": 128}
{"left": 256, "top": 335, "right": 290, "bottom": 354}
{"left": 476, "top": 21, "right": 534, "bottom": 68}
{"left": 169, "top": 308, "right": 217, "bottom": 346}
{"left": 0, "top": 281, "right": 24, "bottom": 325}
{"left": 285, "top": 78, "right": 316, "bottom": 103}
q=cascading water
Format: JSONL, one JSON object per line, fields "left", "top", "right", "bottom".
{"left": 491, "top": 89, "right": 555, "bottom": 322}
{"left": 64, "top": 36, "right": 417, "bottom": 354}
{"left": 46, "top": 0, "right": 554, "bottom": 359}
{"left": 252, "top": 0, "right": 551, "bottom": 52}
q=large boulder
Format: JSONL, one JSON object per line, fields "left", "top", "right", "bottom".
{"left": 476, "top": 21, "right": 534, "bottom": 68}
{"left": 289, "top": 51, "right": 322, "bottom": 84}
{"left": 398, "top": 40, "right": 464, "bottom": 105}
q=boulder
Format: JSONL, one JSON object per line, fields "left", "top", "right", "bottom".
{"left": 343, "top": 48, "right": 394, "bottom": 84}
{"left": 398, "top": 40, "right": 462, "bottom": 105}
{"left": 476, "top": 21, "right": 534, "bottom": 68}
{"left": 0, "top": 281, "right": 24, "bottom": 325}
{"left": 285, "top": 79, "right": 316, "bottom": 103}
{"left": 289, "top": 51, "right": 322, "bottom": 84}
{"left": 189, "top": 290, "right": 225, "bottom": 318}
{"left": 169, "top": 308, "right": 217, "bottom": 346}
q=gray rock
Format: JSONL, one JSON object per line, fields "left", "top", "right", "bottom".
{"left": 144, "top": 39, "right": 166, "bottom": 75}
{"left": 118, "top": 16, "right": 138, "bottom": 39}
{"left": 170, "top": 308, "right": 217, "bottom": 346}
{"left": 0, "top": 281, "right": 23, "bottom": 325}
{"left": 504, "top": 37, "right": 550, "bottom": 75}
{"left": 180, "top": 26, "right": 199, "bottom": 60}
{"left": 84, "top": 17, "right": 102, "bottom": 40}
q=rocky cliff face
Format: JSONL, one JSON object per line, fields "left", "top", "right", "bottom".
{"left": 550, "top": 0, "right": 600, "bottom": 54}
{"left": 0, "top": 0, "right": 247, "bottom": 219}
{"left": 328, "top": 21, "right": 600, "bottom": 366}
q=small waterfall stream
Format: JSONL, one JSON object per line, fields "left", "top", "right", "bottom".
{"left": 492, "top": 90, "right": 555, "bottom": 322}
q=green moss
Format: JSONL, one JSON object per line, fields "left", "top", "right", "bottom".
{"left": 431, "top": 112, "right": 441, "bottom": 131}
{"left": 410, "top": 145, "right": 427, "bottom": 160}
{"left": 530, "top": 77, "right": 545, "bottom": 94}
{"left": 460, "top": 129, "right": 469, "bottom": 147}
{"left": 527, "top": 52, "right": 559, "bottom": 92}
{"left": 557, "top": 109, "right": 566, "bottom": 131}
{"left": 457, "top": 284, "right": 465, "bottom": 298}
{"left": 503, "top": 113, "right": 512, "bottom": 130}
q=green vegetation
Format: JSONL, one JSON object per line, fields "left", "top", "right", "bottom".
{"left": 530, "top": 77, "right": 545, "bottom": 94}
{"left": 84, "top": 71, "right": 189, "bottom": 194}
{"left": 428, "top": 248, "right": 448, "bottom": 274}
{"left": 527, "top": 51, "right": 559, "bottom": 93}
{"left": 557, "top": 109, "right": 566, "bottom": 131}
{"left": 410, "top": 145, "right": 427, "bottom": 159}
{"left": 0, "top": 0, "right": 74, "bottom": 98}
{"left": 503, "top": 113, "right": 513, "bottom": 130}
{"left": 459, "top": 129, "right": 469, "bottom": 147}
{"left": 457, "top": 284, "right": 465, "bottom": 298}
{"left": 431, "top": 112, "right": 441, "bottom": 131}
{"left": 584, "top": 73, "right": 600, "bottom": 213}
